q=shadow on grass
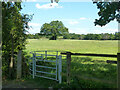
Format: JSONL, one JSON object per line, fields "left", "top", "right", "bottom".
{"left": 33, "top": 56, "right": 117, "bottom": 88}
{"left": 4, "top": 53, "right": 116, "bottom": 88}
{"left": 63, "top": 57, "right": 117, "bottom": 88}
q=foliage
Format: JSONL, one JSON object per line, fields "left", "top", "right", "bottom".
{"left": 40, "top": 20, "right": 69, "bottom": 40}
{"left": 27, "top": 33, "right": 41, "bottom": 39}
{"left": 93, "top": 1, "right": 120, "bottom": 26}
{"left": 28, "top": 32, "right": 120, "bottom": 40}
{"left": 69, "top": 33, "right": 80, "bottom": 39}
{"left": 63, "top": 33, "right": 71, "bottom": 39}
{"left": 2, "top": 2, "right": 32, "bottom": 79}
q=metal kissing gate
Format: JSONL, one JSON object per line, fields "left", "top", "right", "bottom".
{"left": 29, "top": 51, "right": 62, "bottom": 84}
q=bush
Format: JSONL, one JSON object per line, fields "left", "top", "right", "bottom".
{"left": 49, "top": 35, "right": 57, "bottom": 40}
{"left": 63, "top": 34, "right": 70, "bottom": 39}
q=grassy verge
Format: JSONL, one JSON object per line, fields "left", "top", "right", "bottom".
{"left": 3, "top": 39, "right": 117, "bottom": 88}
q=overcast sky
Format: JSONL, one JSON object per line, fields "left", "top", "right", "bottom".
{"left": 21, "top": 1, "right": 118, "bottom": 34}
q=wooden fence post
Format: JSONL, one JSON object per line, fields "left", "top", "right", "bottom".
{"left": 45, "top": 51, "right": 47, "bottom": 60}
{"left": 17, "top": 50, "right": 22, "bottom": 79}
{"left": 66, "top": 52, "right": 71, "bottom": 85}
{"left": 117, "top": 53, "right": 120, "bottom": 89}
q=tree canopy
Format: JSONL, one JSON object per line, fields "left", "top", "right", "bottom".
{"left": 93, "top": 1, "right": 120, "bottom": 26}
{"left": 2, "top": 2, "right": 32, "bottom": 79}
{"left": 40, "top": 20, "right": 69, "bottom": 40}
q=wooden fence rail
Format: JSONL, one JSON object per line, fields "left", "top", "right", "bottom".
{"left": 61, "top": 52, "right": 120, "bottom": 89}
{"left": 61, "top": 52, "right": 117, "bottom": 58}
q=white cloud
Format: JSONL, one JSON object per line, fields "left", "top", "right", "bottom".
{"left": 68, "top": 21, "right": 79, "bottom": 25}
{"left": 92, "top": 27, "right": 118, "bottom": 34}
{"left": 79, "top": 17, "right": 87, "bottom": 20}
{"left": 69, "top": 28, "right": 89, "bottom": 34}
{"left": 36, "top": 3, "right": 63, "bottom": 9}
{"left": 102, "top": 28, "right": 118, "bottom": 32}
{"left": 55, "top": 18, "right": 88, "bottom": 25}
{"left": 69, "top": 26, "right": 118, "bottom": 34}
{"left": 26, "top": 0, "right": 37, "bottom": 2}
{"left": 57, "top": 18, "right": 88, "bottom": 25}
{"left": 23, "top": 0, "right": 118, "bottom": 2}
{"left": 23, "top": 0, "right": 93, "bottom": 2}
{"left": 28, "top": 23, "right": 41, "bottom": 27}
{"left": 27, "top": 23, "right": 41, "bottom": 34}
{"left": 27, "top": 27, "right": 40, "bottom": 34}
{"left": 57, "top": 19, "right": 79, "bottom": 25}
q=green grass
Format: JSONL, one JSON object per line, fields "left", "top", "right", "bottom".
{"left": 24, "top": 39, "right": 118, "bottom": 88}
{"left": 26, "top": 39, "right": 118, "bottom": 54}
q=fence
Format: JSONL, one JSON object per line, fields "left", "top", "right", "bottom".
{"left": 29, "top": 51, "right": 62, "bottom": 84}
{"left": 61, "top": 52, "right": 120, "bottom": 89}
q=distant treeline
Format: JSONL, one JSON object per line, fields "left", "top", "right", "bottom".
{"left": 27, "top": 32, "right": 120, "bottom": 40}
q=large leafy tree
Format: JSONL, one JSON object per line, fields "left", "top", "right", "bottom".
{"left": 2, "top": 2, "right": 32, "bottom": 79}
{"left": 40, "top": 20, "right": 69, "bottom": 40}
{"left": 93, "top": 1, "right": 120, "bottom": 26}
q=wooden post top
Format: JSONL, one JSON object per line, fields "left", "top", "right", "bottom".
{"left": 117, "top": 53, "right": 120, "bottom": 55}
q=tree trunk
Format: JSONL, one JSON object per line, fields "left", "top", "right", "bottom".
{"left": 9, "top": 35, "right": 15, "bottom": 79}
{"left": 54, "top": 34, "right": 57, "bottom": 40}
{"left": 17, "top": 50, "right": 22, "bottom": 79}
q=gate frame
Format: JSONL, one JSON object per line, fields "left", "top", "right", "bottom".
{"left": 30, "top": 51, "right": 62, "bottom": 84}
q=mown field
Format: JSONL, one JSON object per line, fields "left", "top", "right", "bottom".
{"left": 26, "top": 39, "right": 118, "bottom": 54}
{"left": 24, "top": 39, "right": 118, "bottom": 88}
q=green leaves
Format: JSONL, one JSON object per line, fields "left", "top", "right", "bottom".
{"left": 2, "top": 2, "right": 32, "bottom": 79}
{"left": 93, "top": 1, "right": 120, "bottom": 26}
{"left": 40, "top": 20, "right": 69, "bottom": 40}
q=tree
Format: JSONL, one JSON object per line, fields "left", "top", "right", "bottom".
{"left": 114, "top": 32, "right": 120, "bottom": 40}
{"left": 79, "top": 34, "right": 85, "bottom": 40}
{"left": 63, "top": 33, "right": 70, "bottom": 39}
{"left": 94, "top": 34, "right": 102, "bottom": 40}
{"left": 101, "top": 33, "right": 110, "bottom": 40}
{"left": 40, "top": 20, "right": 69, "bottom": 40}
{"left": 69, "top": 33, "right": 79, "bottom": 39}
{"left": 93, "top": 1, "right": 120, "bottom": 26}
{"left": 2, "top": 2, "right": 32, "bottom": 79}
{"left": 109, "top": 33, "right": 115, "bottom": 40}
{"left": 84, "top": 34, "right": 95, "bottom": 40}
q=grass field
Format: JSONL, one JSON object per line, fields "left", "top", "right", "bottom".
{"left": 26, "top": 39, "right": 118, "bottom": 54}
{"left": 24, "top": 39, "right": 118, "bottom": 88}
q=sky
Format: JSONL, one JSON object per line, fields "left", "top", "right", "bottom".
{"left": 21, "top": 1, "right": 118, "bottom": 34}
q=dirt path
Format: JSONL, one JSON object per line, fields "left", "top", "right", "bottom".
{"left": 2, "top": 79, "right": 47, "bottom": 88}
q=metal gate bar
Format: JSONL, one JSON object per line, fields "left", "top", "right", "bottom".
{"left": 36, "top": 65, "right": 56, "bottom": 69}
{"left": 56, "top": 55, "right": 58, "bottom": 80}
{"left": 36, "top": 59, "right": 56, "bottom": 63}
{"left": 58, "top": 55, "right": 62, "bottom": 83}
{"left": 29, "top": 51, "right": 62, "bottom": 83}
{"left": 36, "top": 70, "right": 56, "bottom": 75}
{"left": 35, "top": 75, "right": 58, "bottom": 81}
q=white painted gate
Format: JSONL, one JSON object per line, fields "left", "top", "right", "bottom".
{"left": 29, "top": 51, "right": 62, "bottom": 84}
